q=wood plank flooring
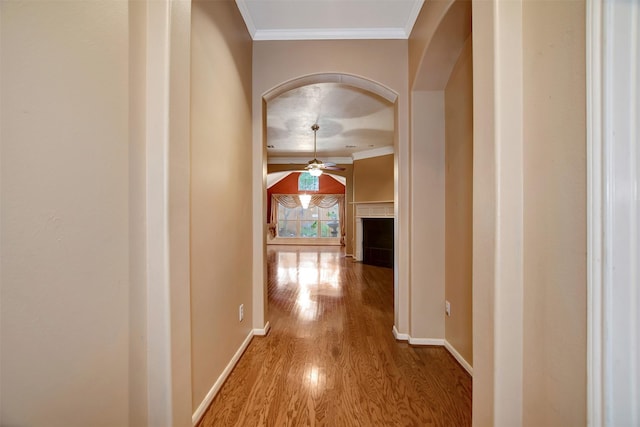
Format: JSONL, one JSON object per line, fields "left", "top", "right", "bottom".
{"left": 197, "top": 246, "right": 472, "bottom": 426}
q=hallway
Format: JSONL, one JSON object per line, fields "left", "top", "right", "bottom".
{"left": 198, "top": 246, "right": 471, "bottom": 426}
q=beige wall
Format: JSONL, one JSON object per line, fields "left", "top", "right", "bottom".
{"left": 472, "top": 1, "right": 586, "bottom": 425}
{"left": 409, "top": 0, "right": 453, "bottom": 86}
{"left": 408, "top": 0, "right": 471, "bottom": 348}
{"left": 522, "top": 1, "right": 586, "bottom": 425}
{"left": 0, "top": 1, "right": 130, "bottom": 425}
{"left": 409, "top": 0, "right": 471, "bottom": 91}
{"left": 190, "top": 0, "right": 254, "bottom": 414}
{"left": 410, "top": 91, "right": 446, "bottom": 340}
{"left": 128, "top": 1, "right": 148, "bottom": 424}
{"left": 253, "top": 39, "right": 411, "bottom": 332}
{"left": 444, "top": 37, "right": 473, "bottom": 365}
{"left": 353, "top": 155, "right": 394, "bottom": 202}
{"left": 471, "top": 2, "right": 497, "bottom": 423}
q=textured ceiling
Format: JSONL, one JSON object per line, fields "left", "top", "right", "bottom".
{"left": 266, "top": 83, "right": 394, "bottom": 161}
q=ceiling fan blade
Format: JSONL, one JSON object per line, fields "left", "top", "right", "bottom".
{"left": 322, "top": 165, "right": 345, "bottom": 171}
{"left": 323, "top": 162, "right": 337, "bottom": 167}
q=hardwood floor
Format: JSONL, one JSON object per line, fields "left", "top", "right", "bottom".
{"left": 197, "top": 246, "right": 472, "bottom": 426}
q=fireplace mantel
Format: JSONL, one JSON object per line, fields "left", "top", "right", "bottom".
{"left": 353, "top": 202, "right": 394, "bottom": 261}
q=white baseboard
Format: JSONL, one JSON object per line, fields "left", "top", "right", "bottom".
{"left": 253, "top": 321, "right": 271, "bottom": 336}
{"left": 409, "top": 337, "right": 445, "bottom": 346}
{"left": 392, "top": 325, "right": 409, "bottom": 341}
{"left": 392, "top": 327, "right": 473, "bottom": 376}
{"left": 191, "top": 329, "right": 254, "bottom": 426}
{"left": 443, "top": 340, "right": 473, "bottom": 376}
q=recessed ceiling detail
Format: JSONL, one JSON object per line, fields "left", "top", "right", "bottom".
{"left": 236, "top": 0, "right": 425, "bottom": 40}
{"left": 266, "top": 83, "right": 394, "bottom": 159}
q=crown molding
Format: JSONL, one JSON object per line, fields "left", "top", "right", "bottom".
{"left": 268, "top": 147, "right": 393, "bottom": 164}
{"left": 252, "top": 27, "right": 408, "bottom": 41}
{"left": 236, "top": 0, "right": 424, "bottom": 41}
{"left": 235, "top": 0, "right": 257, "bottom": 38}
{"left": 268, "top": 156, "right": 353, "bottom": 165}
{"left": 351, "top": 146, "right": 394, "bottom": 161}
{"left": 405, "top": 0, "right": 425, "bottom": 38}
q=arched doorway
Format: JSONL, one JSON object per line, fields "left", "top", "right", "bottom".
{"left": 253, "top": 73, "right": 402, "bottom": 335}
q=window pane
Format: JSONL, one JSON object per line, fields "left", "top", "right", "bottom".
{"left": 278, "top": 205, "right": 298, "bottom": 221}
{"left": 300, "top": 221, "right": 318, "bottom": 237}
{"left": 298, "top": 172, "right": 319, "bottom": 191}
{"left": 300, "top": 206, "right": 318, "bottom": 221}
{"left": 274, "top": 196, "right": 341, "bottom": 240}
{"left": 278, "top": 221, "right": 298, "bottom": 238}
{"left": 319, "top": 204, "right": 339, "bottom": 221}
{"left": 320, "top": 221, "right": 330, "bottom": 237}
{"left": 321, "top": 220, "right": 340, "bottom": 237}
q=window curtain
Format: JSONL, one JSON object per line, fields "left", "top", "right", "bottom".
{"left": 269, "top": 194, "right": 346, "bottom": 245}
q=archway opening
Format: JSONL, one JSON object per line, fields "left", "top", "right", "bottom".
{"left": 258, "top": 73, "right": 399, "bottom": 332}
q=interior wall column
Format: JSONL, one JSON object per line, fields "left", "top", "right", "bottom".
{"left": 252, "top": 101, "right": 268, "bottom": 332}
{"left": 144, "top": 0, "right": 193, "bottom": 425}
{"left": 409, "top": 90, "right": 445, "bottom": 342}
{"left": 395, "top": 98, "right": 411, "bottom": 336}
{"left": 472, "top": 0, "right": 524, "bottom": 425}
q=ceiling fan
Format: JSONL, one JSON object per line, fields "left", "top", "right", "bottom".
{"left": 303, "top": 124, "right": 345, "bottom": 176}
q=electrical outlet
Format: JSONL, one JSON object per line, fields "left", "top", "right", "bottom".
{"left": 239, "top": 304, "right": 244, "bottom": 322}
{"left": 445, "top": 301, "right": 451, "bottom": 316}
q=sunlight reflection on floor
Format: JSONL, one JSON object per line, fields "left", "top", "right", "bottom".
{"left": 272, "top": 246, "right": 344, "bottom": 321}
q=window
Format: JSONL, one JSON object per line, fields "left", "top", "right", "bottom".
{"left": 298, "top": 172, "right": 319, "bottom": 192}
{"left": 277, "top": 202, "right": 340, "bottom": 239}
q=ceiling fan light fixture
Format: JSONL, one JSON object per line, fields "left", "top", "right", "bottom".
{"left": 294, "top": 124, "right": 344, "bottom": 177}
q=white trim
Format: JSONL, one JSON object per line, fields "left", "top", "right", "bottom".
{"left": 392, "top": 325, "right": 409, "bottom": 341}
{"left": 350, "top": 200, "right": 395, "bottom": 205}
{"left": 266, "top": 171, "right": 293, "bottom": 189}
{"left": 405, "top": 0, "right": 426, "bottom": 38}
{"left": 588, "top": 0, "right": 640, "bottom": 425}
{"left": 263, "top": 73, "right": 398, "bottom": 104}
{"left": 391, "top": 329, "right": 473, "bottom": 377}
{"left": 351, "top": 146, "right": 395, "bottom": 161}
{"left": 354, "top": 202, "right": 395, "bottom": 218}
{"left": 587, "top": 0, "right": 604, "bottom": 424}
{"left": 326, "top": 173, "right": 347, "bottom": 187}
{"left": 191, "top": 330, "right": 254, "bottom": 426}
{"left": 268, "top": 156, "right": 353, "bottom": 165}
{"left": 145, "top": 2, "right": 175, "bottom": 424}
{"left": 268, "top": 238, "right": 342, "bottom": 246}
{"left": 601, "top": 1, "right": 640, "bottom": 424}
{"left": 252, "top": 28, "right": 408, "bottom": 41}
{"left": 354, "top": 202, "right": 394, "bottom": 261}
{"left": 253, "top": 321, "right": 271, "bottom": 337}
{"left": 234, "top": 0, "right": 256, "bottom": 39}
{"left": 409, "top": 337, "right": 445, "bottom": 346}
{"left": 444, "top": 340, "right": 473, "bottom": 376}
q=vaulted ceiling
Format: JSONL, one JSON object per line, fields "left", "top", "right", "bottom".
{"left": 236, "top": 0, "right": 425, "bottom": 161}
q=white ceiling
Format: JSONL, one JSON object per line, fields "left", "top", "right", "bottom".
{"left": 236, "top": 0, "right": 425, "bottom": 41}
{"left": 266, "top": 83, "right": 395, "bottom": 161}
{"left": 238, "top": 0, "right": 424, "bottom": 162}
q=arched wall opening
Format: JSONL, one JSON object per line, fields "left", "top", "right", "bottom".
{"left": 254, "top": 72, "right": 401, "bottom": 334}
{"left": 408, "top": 0, "right": 473, "bottom": 367}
